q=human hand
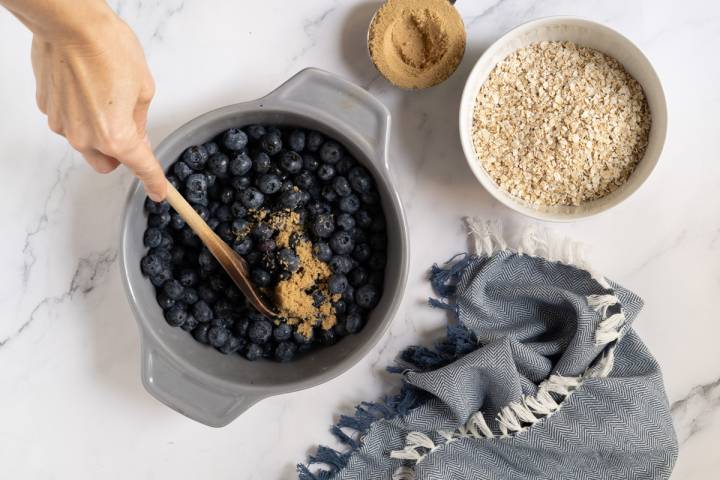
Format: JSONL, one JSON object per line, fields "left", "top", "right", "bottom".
{"left": 31, "top": 12, "right": 166, "bottom": 200}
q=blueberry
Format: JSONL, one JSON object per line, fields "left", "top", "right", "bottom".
{"left": 206, "top": 173, "right": 217, "bottom": 187}
{"left": 218, "top": 336, "right": 245, "bottom": 354}
{"left": 165, "top": 305, "right": 187, "bottom": 327}
{"left": 240, "top": 187, "right": 265, "bottom": 209}
{"left": 208, "top": 274, "right": 229, "bottom": 292}
{"left": 218, "top": 187, "right": 234, "bottom": 204}
{"left": 313, "top": 242, "right": 333, "bottom": 262}
{"left": 273, "top": 323, "right": 293, "bottom": 342}
{"left": 261, "top": 131, "right": 283, "bottom": 155}
{"left": 229, "top": 151, "right": 253, "bottom": 176}
{"left": 294, "top": 170, "right": 316, "bottom": 190}
{"left": 319, "top": 141, "right": 342, "bottom": 164}
{"left": 144, "top": 197, "right": 169, "bottom": 215}
{"left": 156, "top": 292, "right": 176, "bottom": 310}
{"left": 303, "top": 153, "right": 319, "bottom": 171}
{"left": 311, "top": 289, "right": 325, "bottom": 307}
{"left": 370, "top": 215, "right": 386, "bottom": 233}
{"left": 257, "top": 239, "right": 276, "bottom": 253}
{"left": 361, "top": 191, "right": 380, "bottom": 206}
{"left": 312, "top": 213, "right": 335, "bottom": 238}
{"left": 192, "top": 323, "right": 210, "bottom": 344}
{"left": 163, "top": 279, "right": 185, "bottom": 300}
{"left": 198, "top": 248, "right": 218, "bottom": 271}
{"left": 143, "top": 227, "right": 163, "bottom": 248}
{"left": 317, "top": 163, "right": 336, "bottom": 181}
{"left": 203, "top": 141, "right": 220, "bottom": 156}
{"left": 208, "top": 326, "right": 230, "bottom": 348}
{"left": 233, "top": 317, "right": 250, "bottom": 337}
{"left": 170, "top": 212, "right": 185, "bottom": 230}
{"left": 328, "top": 274, "right": 348, "bottom": 294}
{"left": 181, "top": 228, "right": 201, "bottom": 248}
{"left": 246, "top": 251, "right": 262, "bottom": 266}
{"left": 321, "top": 185, "right": 338, "bottom": 202}
{"left": 320, "top": 328, "right": 338, "bottom": 345}
{"left": 248, "top": 318, "right": 273, "bottom": 344}
{"left": 181, "top": 314, "right": 199, "bottom": 332}
{"left": 336, "top": 157, "right": 355, "bottom": 175}
{"left": 192, "top": 300, "right": 213, "bottom": 323}
{"left": 167, "top": 175, "right": 181, "bottom": 190}
{"left": 333, "top": 176, "right": 352, "bottom": 196}
{"left": 215, "top": 205, "right": 232, "bottom": 222}
{"left": 149, "top": 247, "right": 172, "bottom": 265}
{"left": 185, "top": 173, "right": 208, "bottom": 195}
{"left": 354, "top": 210, "right": 372, "bottom": 229}
{"left": 333, "top": 299, "right": 347, "bottom": 315}
{"left": 230, "top": 201, "right": 247, "bottom": 218}
{"left": 336, "top": 213, "right": 356, "bottom": 231}
{"left": 246, "top": 125, "right": 266, "bottom": 140}
{"left": 222, "top": 128, "right": 249, "bottom": 151}
{"left": 345, "top": 311, "right": 364, "bottom": 334}
{"left": 148, "top": 212, "right": 171, "bottom": 229}
{"left": 197, "top": 285, "right": 217, "bottom": 304}
{"left": 257, "top": 173, "right": 281, "bottom": 194}
{"left": 253, "top": 151, "right": 272, "bottom": 173}
{"left": 231, "top": 218, "right": 250, "bottom": 237}
{"left": 369, "top": 251, "right": 386, "bottom": 270}
{"left": 348, "top": 166, "right": 373, "bottom": 193}
{"left": 275, "top": 341, "right": 298, "bottom": 362}
{"left": 307, "top": 200, "right": 331, "bottom": 216}
{"left": 191, "top": 204, "right": 208, "bottom": 222}
{"left": 353, "top": 243, "right": 372, "bottom": 262}
{"left": 251, "top": 269, "right": 272, "bottom": 287}
{"left": 186, "top": 190, "right": 208, "bottom": 206}
{"left": 356, "top": 284, "right": 380, "bottom": 309}
{"left": 280, "top": 179, "right": 295, "bottom": 193}
{"left": 233, "top": 236, "right": 253, "bottom": 255}
{"left": 342, "top": 284, "right": 355, "bottom": 303}
{"left": 349, "top": 267, "right": 368, "bottom": 287}
{"left": 205, "top": 153, "right": 228, "bottom": 177}
{"left": 307, "top": 131, "right": 324, "bottom": 152}
{"left": 339, "top": 194, "right": 361, "bottom": 213}
{"left": 329, "top": 255, "right": 354, "bottom": 274}
{"left": 216, "top": 222, "right": 234, "bottom": 242}
{"left": 293, "top": 330, "right": 313, "bottom": 344}
{"left": 278, "top": 248, "right": 300, "bottom": 272}
{"left": 370, "top": 233, "right": 387, "bottom": 251}
{"left": 173, "top": 161, "right": 193, "bottom": 181}
{"left": 231, "top": 176, "right": 251, "bottom": 191}
{"left": 244, "top": 343, "right": 263, "bottom": 361}
{"left": 182, "top": 145, "right": 209, "bottom": 170}
{"left": 252, "top": 222, "right": 274, "bottom": 241}
{"left": 280, "top": 189, "right": 304, "bottom": 209}
{"left": 330, "top": 230, "right": 354, "bottom": 255}
{"left": 170, "top": 246, "right": 186, "bottom": 265}
{"left": 183, "top": 288, "right": 199, "bottom": 305}
{"left": 150, "top": 268, "right": 172, "bottom": 287}
{"left": 288, "top": 130, "right": 306, "bottom": 152}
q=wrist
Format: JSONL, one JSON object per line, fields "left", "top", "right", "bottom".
{"left": 23, "top": 2, "right": 118, "bottom": 46}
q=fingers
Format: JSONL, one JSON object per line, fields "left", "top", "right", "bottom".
{"left": 117, "top": 137, "right": 167, "bottom": 202}
{"left": 82, "top": 149, "right": 121, "bottom": 174}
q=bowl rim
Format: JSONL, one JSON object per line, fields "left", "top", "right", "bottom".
{"left": 458, "top": 16, "right": 668, "bottom": 222}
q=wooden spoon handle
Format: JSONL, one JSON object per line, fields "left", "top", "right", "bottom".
{"left": 164, "top": 179, "right": 276, "bottom": 318}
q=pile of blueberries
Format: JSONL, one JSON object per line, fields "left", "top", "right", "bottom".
{"left": 140, "top": 125, "right": 387, "bottom": 362}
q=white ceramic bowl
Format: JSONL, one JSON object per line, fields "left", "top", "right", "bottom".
{"left": 459, "top": 17, "right": 667, "bottom": 221}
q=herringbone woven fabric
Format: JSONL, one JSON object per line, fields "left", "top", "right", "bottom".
{"left": 299, "top": 224, "right": 677, "bottom": 480}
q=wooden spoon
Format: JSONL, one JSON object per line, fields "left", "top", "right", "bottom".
{"left": 164, "top": 179, "right": 276, "bottom": 318}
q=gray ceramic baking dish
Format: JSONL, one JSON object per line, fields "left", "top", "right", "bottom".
{"left": 119, "top": 68, "right": 409, "bottom": 427}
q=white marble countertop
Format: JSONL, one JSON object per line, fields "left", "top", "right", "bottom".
{"left": 1, "top": 1, "right": 717, "bottom": 478}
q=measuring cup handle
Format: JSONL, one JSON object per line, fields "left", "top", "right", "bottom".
{"left": 141, "top": 335, "right": 261, "bottom": 427}
{"left": 264, "top": 68, "right": 391, "bottom": 172}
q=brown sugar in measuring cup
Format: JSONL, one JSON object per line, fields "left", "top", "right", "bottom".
{"left": 368, "top": 0, "right": 466, "bottom": 89}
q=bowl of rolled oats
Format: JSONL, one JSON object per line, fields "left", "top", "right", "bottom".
{"left": 459, "top": 17, "right": 667, "bottom": 221}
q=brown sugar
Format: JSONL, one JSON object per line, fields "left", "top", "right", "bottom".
{"left": 266, "top": 210, "right": 338, "bottom": 338}
{"left": 368, "top": 0, "right": 466, "bottom": 89}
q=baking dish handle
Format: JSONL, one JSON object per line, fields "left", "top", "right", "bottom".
{"left": 265, "top": 68, "right": 391, "bottom": 172}
{"left": 141, "top": 339, "right": 262, "bottom": 427}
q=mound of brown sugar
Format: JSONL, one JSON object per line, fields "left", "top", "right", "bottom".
{"left": 268, "top": 211, "right": 338, "bottom": 338}
{"left": 368, "top": 0, "right": 466, "bottom": 89}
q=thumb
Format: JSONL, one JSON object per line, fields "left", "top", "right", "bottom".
{"left": 119, "top": 135, "right": 167, "bottom": 201}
